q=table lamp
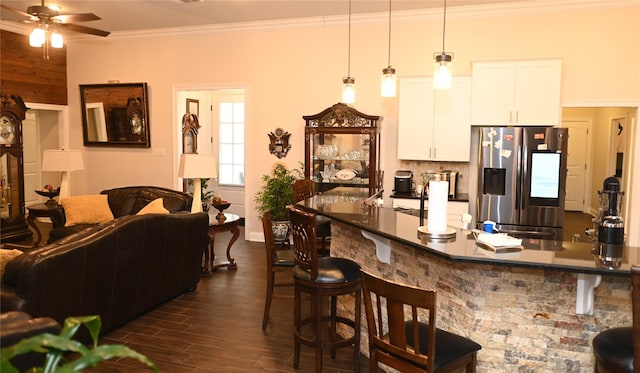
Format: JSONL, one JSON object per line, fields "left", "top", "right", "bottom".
{"left": 178, "top": 153, "right": 217, "bottom": 213}
{"left": 41, "top": 149, "right": 85, "bottom": 200}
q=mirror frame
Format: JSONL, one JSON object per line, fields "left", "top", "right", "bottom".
{"left": 80, "top": 82, "right": 151, "bottom": 148}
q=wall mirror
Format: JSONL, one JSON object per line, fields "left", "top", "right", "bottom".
{"left": 80, "top": 83, "right": 150, "bottom": 147}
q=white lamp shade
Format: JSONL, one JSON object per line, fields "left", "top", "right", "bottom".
{"left": 30, "top": 27, "right": 45, "bottom": 47}
{"left": 381, "top": 67, "right": 397, "bottom": 97}
{"left": 41, "top": 149, "right": 84, "bottom": 201}
{"left": 51, "top": 32, "right": 64, "bottom": 48}
{"left": 178, "top": 154, "right": 217, "bottom": 179}
{"left": 341, "top": 77, "right": 356, "bottom": 104}
{"left": 42, "top": 149, "right": 84, "bottom": 172}
{"left": 434, "top": 59, "right": 452, "bottom": 90}
{"left": 178, "top": 154, "right": 217, "bottom": 213}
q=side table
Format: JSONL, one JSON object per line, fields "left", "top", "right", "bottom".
{"left": 203, "top": 212, "right": 240, "bottom": 275}
{"left": 26, "top": 203, "right": 62, "bottom": 246}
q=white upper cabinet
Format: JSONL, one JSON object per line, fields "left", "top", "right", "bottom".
{"left": 397, "top": 76, "right": 471, "bottom": 161}
{"left": 470, "top": 59, "right": 562, "bottom": 126}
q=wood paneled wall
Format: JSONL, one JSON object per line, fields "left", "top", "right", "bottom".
{"left": 0, "top": 30, "right": 67, "bottom": 105}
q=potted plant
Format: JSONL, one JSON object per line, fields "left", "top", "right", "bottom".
{"left": 254, "top": 162, "right": 302, "bottom": 242}
{"left": 1, "top": 315, "right": 158, "bottom": 372}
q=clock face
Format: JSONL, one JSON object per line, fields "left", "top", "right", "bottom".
{"left": 0, "top": 115, "right": 16, "bottom": 145}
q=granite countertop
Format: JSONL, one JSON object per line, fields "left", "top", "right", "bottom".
{"left": 299, "top": 188, "right": 637, "bottom": 277}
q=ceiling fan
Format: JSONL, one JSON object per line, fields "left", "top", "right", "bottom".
{"left": 0, "top": 0, "right": 110, "bottom": 37}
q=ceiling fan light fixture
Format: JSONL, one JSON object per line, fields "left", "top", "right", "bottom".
{"left": 381, "top": 66, "right": 397, "bottom": 97}
{"left": 342, "top": 76, "right": 356, "bottom": 104}
{"left": 51, "top": 31, "right": 63, "bottom": 48}
{"left": 29, "top": 27, "right": 45, "bottom": 47}
{"left": 434, "top": 53, "right": 452, "bottom": 90}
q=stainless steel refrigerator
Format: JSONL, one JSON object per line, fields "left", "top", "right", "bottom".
{"left": 473, "top": 126, "right": 568, "bottom": 240}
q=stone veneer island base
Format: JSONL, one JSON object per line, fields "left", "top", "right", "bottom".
{"left": 330, "top": 222, "right": 632, "bottom": 372}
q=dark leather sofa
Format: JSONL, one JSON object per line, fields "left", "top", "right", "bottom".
{"left": 0, "top": 311, "right": 61, "bottom": 370}
{"left": 1, "top": 187, "right": 209, "bottom": 335}
{"left": 48, "top": 185, "right": 194, "bottom": 242}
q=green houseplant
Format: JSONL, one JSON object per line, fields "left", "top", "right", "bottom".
{"left": 255, "top": 162, "right": 302, "bottom": 221}
{"left": 1, "top": 315, "right": 158, "bottom": 373}
{"left": 255, "top": 163, "right": 302, "bottom": 242}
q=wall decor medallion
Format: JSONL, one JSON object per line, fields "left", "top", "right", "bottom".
{"left": 268, "top": 127, "right": 291, "bottom": 159}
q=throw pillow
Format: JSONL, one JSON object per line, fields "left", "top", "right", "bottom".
{"left": 61, "top": 195, "right": 115, "bottom": 227}
{"left": 0, "top": 249, "right": 23, "bottom": 279}
{"left": 137, "top": 198, "right": 169, "bottom": 215}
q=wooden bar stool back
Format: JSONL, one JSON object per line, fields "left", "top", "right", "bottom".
{"left": 292, "top": 178, "right": 331, "bottom": 255}
{"left": 261, "top": 211, "right": 295, "bottom": 330}
{"left": 592, "top": 264, "right": 640, "bottom": 373}
{"left": 361, "top": 271, "right": 481, "bottom": 373}
{"left": 287, "top": 205, "right": 362, "bottom": 373}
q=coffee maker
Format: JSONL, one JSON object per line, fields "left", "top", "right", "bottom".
{"left": 593, "top": 176, "right": 625, "bottom": 269}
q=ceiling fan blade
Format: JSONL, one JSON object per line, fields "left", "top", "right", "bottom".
{"left": 52, "top": 13, "right": 101, "bottom": 23}
{"left": 0, "top": 3, "right": 37, "bottom": 20}
{"left": 60, "top": 23, "right": 110, "bottom": 37}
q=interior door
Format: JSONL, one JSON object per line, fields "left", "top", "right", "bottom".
{"left": 561, "top": 118, "right": 591, "bottom": 212}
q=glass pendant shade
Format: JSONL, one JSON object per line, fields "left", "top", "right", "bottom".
{"left": 30, "top": 27, "right": 45, "bottom": 47}
{"left": 434, "top": 53, "right": 452, "bottom": 90}
{"left": 381, "top": 67, "right": 397, "bottom": 97}
{"left": 51, "top": 32, "right": 63, "bottom": 48}
{"left": 342, "top": 77, "right": 356, "bottom": 104}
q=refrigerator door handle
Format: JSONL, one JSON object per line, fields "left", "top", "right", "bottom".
{"left": 515, "top": 143, "right": 522, "bottom": 211}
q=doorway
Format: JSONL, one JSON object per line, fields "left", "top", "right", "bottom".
{"left": 22, "top": 104, "right": 69, "bottom": 206}
{"left": 174, "top": 88, "right": 247, "bottom": 219}
{"left": 561, "top": 105, "right": 637, "bottom": 243}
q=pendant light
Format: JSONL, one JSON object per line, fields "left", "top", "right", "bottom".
{"left": 433, "top": 0, "right": 452, "bottom": 90}
{"left": 380, "top": 0, "right": 396, "bottom": 97}
{"left": 341, "top": 0, "right": 355, "bottom": 104}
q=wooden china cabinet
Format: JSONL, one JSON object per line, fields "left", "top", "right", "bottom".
{"left": 303, "top": 103, "right": 381, "bottom": 196}
{"left": 0, "top": 94, "right": 32, "bottom": 243}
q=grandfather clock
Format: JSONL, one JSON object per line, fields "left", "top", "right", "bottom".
{"left": 0, "top": 94, "right": 32, "bottom": 243}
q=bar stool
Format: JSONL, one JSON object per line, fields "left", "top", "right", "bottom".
{"left": 592, "top": 264, "right": 640, "bottom": 373}
{"left": 287, "top": 205, "right": 362, "bottom": 373}
{"left": 361, "top": 271, "right": 482, "bottom": 373}
{"left": 292, "top": 179, "right": 331, "bottom": 255}
{"left": 261, "top": 211, "right": 295, "bottom": 330}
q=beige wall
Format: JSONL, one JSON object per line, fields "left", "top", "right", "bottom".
{"left": 63, "top": 2, "right": 640, "bottom": 243}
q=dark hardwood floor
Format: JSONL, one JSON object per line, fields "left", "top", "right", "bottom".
{"left": 90, "top": 227, "right": 369, "bottom": 372}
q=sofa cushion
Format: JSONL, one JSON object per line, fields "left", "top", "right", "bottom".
{"left": 60, "top": 195, "right": 115, "bottom": 227}
{"left": 1, "top": 249, "right": 23, "bottom": 279}
{"left": 136, "top": 198, "right": 169, "bottom": 215}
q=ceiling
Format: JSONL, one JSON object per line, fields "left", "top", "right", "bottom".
{"left": 1, "top": 0, "right": 532, "bottom": 34}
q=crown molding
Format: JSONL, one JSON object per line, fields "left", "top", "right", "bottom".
{"left": 2, "top": 0, "right": 637, "bottom": 40}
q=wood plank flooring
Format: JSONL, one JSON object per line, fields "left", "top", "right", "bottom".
{"left": 90, "top": 227, "right": 369, "bottom": 372}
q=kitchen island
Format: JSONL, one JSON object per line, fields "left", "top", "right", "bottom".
{"left": 296, "top": 188, "right": 638, "bottom": 372}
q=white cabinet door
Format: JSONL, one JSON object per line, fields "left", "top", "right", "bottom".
{"left": 398, "top": 76, "right": 471, "bottom": 161}
{"left": 514, "top": 59, "right": 562, "bottom": 125}
{"left": 471, "top": 59, "right": 561, "bottom": 126}
{"left": 470, "top": 62, "right": 515, "bottom": 125}
{"left": 397, "top": 77, "right": 434, "bottom": 160}
{"left": 433, "top": 77, "right": 471, "bottom": 161}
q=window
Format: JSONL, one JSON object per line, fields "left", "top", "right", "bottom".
{"left": 218, "top": 102, "right": 244, "bottom": 185}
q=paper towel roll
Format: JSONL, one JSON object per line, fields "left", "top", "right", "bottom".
{"left": 427, "top": 180, "right": 448, "bottom": 233}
